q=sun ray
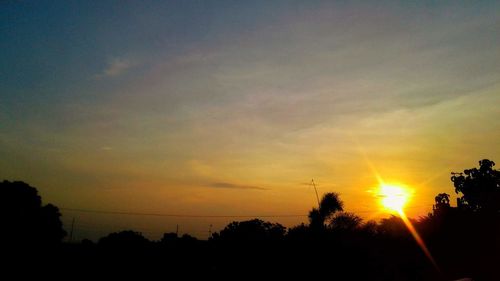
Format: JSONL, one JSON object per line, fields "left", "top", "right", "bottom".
{"left": 377, "top": 183, "right": 440, "bottom": 272}
{"left": 355, "top": 137, "right": 440, "bottom": 272}
{"left": 398, "top": 210, "right": 440, "bottom": 272}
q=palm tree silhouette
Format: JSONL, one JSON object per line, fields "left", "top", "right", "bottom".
{"left": 308, "top": 192, "right": 344, "bottom": 230}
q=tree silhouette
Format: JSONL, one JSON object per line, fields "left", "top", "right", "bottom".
{"left": 214, "top": 219, "right": 285, "bottom": 242}
{"left": 359, "top": 220, "right": 378, "bottom": 236}
{"left": 434, "top": 193, "right": 450, "bottom": 206}
{"left": 98, "top": 230, "right": 150, "bottom": 247}
{"left": 378, "top": 215, "right": 411, "bottom": 238}
{"left": 451, "top": 159, "right": 500, "bottom": 212}
{"left": 160, "top": 232, "right": 178, "bottom": 244}
{"left": 432, "top": 193, "right": 451, "bottom": 214}
{"left": 329, "top": 212, "right": 362, "bottom": 231}
{"left": 0, "top": 180, "right": 66, "bottom": 246}
{"left": 308, "top": 192, "right": 344, "bottom": 229}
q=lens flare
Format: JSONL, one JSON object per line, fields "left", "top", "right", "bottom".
{"left": 397, "top": 210, "right": 439, "bottom": 271}
{"left": 378, "top": 183, "right": 440, "bottom": 271}
{"left": 379, "top": 184, "right": 410, "bottom": 212}
{"left": 355, "top": 144, "right": 440, "bottom": 272}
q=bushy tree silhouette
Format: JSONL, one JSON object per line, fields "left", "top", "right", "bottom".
{"left": 329, "top": 212, "right": 363, "bottom": 231}
{"left": 359, "top": 220, "right": 378, "bottom": 236}
{"left": 98, "top": 230, "right": 150, "bottom": 247}
{"left": 0, "top": 180, "right": 66, "bottom": 246}
{"left": 434, "top": 193, "right": 450, "bottom": 206}
{"left": 160, "top": 232, "right": 178, "bottom": 244}
{"left": 377, "top": 215, "right": 411, "bottom": 238}
{"left": 432, "top": 193, "right": 451, "bottom": 216}
{"left": 451, "top": 159, "right": 500, "bottom": 212}
{"left": 214, "top": 219, "right": 285, "bottom": 242}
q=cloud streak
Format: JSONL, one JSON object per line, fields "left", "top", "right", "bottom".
{"left": 96, "top": 58, "right": 134, "bottom": 78}
{"left": 209, "top": 182, "right": 268, "bottom": 191}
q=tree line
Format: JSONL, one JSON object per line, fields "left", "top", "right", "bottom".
{"left": 1, "top": 159, "right": 499, "bottom": 280}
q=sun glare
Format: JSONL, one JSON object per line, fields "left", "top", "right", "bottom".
{"left": 379, "top": 184, "right": 410, "bottom": 213}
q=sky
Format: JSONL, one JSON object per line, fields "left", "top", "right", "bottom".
{"left": 1, "top": 1, "right": 499, "bottom": 240}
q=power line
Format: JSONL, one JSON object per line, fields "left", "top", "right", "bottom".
{"left": 352, "top": 204, "right": 434, "bottom": 214}
{"left": 60, "top": 207, "right": 308, "bottom": 218}
{"left": 60, "top": 204, "right": 434, "bottom": 219}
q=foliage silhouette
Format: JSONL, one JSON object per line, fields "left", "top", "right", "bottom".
{"left": 329, "top": 212, "right": 363, "bottom": 231}
{"left": 432, "top": 193, "right": 451, "bottom": 217}
{"left": 434, "top": 193, "right": 450, "bottom": 207}
{"left": 3, "top": 160, "right": 500, "bottom": 279}
{"left": 160, "top": 232, "right": 178, "bottom": 244}
{"left": 378, "top": 215, "right": 412, "bottom": 238}
{"left": 98, "top": 230, "right": 150, "bottom": 248}
{"left": 0, "top": 180, "right": 66, "bottom": 246}
{"left": 359, "top": 220, "right": 378, "bottom": 236}
{"left": 212, "top": 218, "right": 285, "bottom": 242}
{"left": 308, "top": 192, "right": 343, "bottom": 229}
{"left": 451, "top": 159, "right": 500, "bottom": 212}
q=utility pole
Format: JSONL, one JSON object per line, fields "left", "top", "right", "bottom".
{"left": 311, "top": 179, "right": 320, "bottom": 209}
{"left": 69, "top": 217, "right": 75, "bottom": 242}
{"left": 208, "top": 224, "right": 212, "bottom": 240}
{"left": 176, "top": 224, "right": 179, "bottom": 237}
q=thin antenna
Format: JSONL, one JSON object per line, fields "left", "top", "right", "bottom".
{"left": 69, "top": 217, "right": 75, "bottom": 242}
{"left": 311, "top": 179, "right": 320, "bottom": 209}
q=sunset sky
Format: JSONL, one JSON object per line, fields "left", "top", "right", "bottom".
{"left": 1, "top": 1, "right": 499, "bottom": 240}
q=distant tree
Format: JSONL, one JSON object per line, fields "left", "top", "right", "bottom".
{"left": 308, "top": 192, "right": 344, "bottom": 229}
{"left": 180, "top": 233, "right": 198, "bottom": 243}
{"left": 160, "top": 232, "right": 178, "bottom": 244}
{"left": 215, "top": 219, "right": 286, "bottom": 242}
{"left": 432, "top": 193, "right": 451, "bottom": 214}
{"left": 81, "top": 238, "right": 94, "bottom": 246}
{"left": 451, "top": 159, "right": 500, "bottom": 212}
{"left": 99, "top": 230, "right": 150, "bottom": 247}
{"left": 329, "top": 212, "right": 362, "bottom": 231}
{"left": 359, "top": 220, "right": 378, "bottom": 236}
{"left": 434, "top": 193, "right": 450, "bottom": 206}
{"left": 0, "top": 180, "right": 66, "bottom": 245}
{"left": 286, "top": 223, "right": 310, "bottom": 240}
{"left": 378, "top": 215, "right": 411, "bottom": 238}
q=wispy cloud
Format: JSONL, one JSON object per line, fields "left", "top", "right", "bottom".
{"left": 209, "top": 182, "right": 268, "bottom": 190}
{"left": 96, "top": 58, "right": 134, "bottom": 78}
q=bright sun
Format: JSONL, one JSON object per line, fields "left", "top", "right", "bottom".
{"left": 379, "top": 184, "right": 411, "bottom": 213}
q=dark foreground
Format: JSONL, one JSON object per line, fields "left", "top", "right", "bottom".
{"left": 4, "top": 212, "right": 499, "bottom": 280}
